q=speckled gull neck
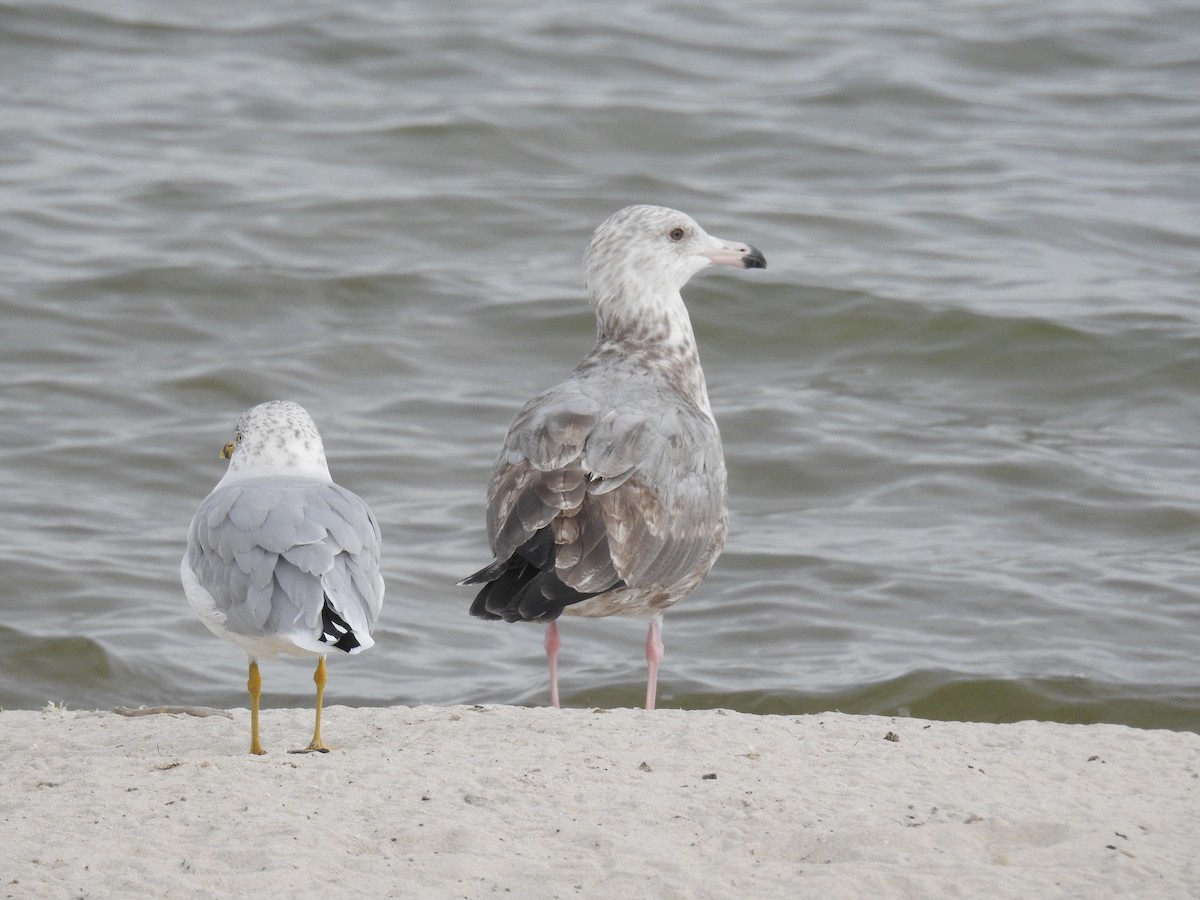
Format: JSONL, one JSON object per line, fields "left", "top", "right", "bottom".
{"left": 217, "top": 400, "right": 332, "bottom": 486}
{"left": 582, "top": 204, "right": 767, "bottom": 410}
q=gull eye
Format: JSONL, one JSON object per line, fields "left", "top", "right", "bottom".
{"left": 668, "top": 227, "right": 685, "bottom": 242}
{"left": 236, "top": 432, "right": 243, "bottom": 443}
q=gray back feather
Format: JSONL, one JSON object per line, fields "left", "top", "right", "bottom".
{"left": 187, "top": 476, "right": 383, "bottom": 641}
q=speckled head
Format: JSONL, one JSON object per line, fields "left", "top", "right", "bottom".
{"left": 582, "top": 205, "right": 766, "bottom": 340}
{"left": 217, "top": 400, "right": 332, "bottom": 485}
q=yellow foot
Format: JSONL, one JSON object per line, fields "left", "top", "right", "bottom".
{"left": 288, "top": 656, "right": 332, "bottom": 754}
{"left": 246, "top": 660, "right": 268, "bottom": 756}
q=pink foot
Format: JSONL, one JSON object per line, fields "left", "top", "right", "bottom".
{"left": 644, "top": 618, "right": 663, "bottom": 711}
{"left": 545, "top": 620, "right": 561, "bottom": 708}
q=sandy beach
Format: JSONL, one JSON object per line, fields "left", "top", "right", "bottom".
{"left": 1, "top": 705, "right": 1197, "bottom": 898}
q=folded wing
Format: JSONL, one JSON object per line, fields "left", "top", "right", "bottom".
{"left": 186, "top": 477, "right": 384, "bottom": 653}
{"left": 466, "top": 375, "right": 727, "bottom": 622}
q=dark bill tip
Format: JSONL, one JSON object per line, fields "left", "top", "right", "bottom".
{"left": 742, "top": 245, "right": 767, "bottom": 270}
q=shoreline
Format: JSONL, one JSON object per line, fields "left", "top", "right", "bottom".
{"left": 3, "top": 705, "right": 1198, "bottom": 898}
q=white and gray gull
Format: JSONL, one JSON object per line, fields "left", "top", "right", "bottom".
{"left": 461, "top": 205, "right": 766, "bottom": 709}
{"left": 181, "top": 400, "right": 384, "bottom": 753}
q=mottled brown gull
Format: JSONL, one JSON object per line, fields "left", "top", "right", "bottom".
{"left": 181, "top": 401, "right": 384, "bottom": 754}
{"left": 461, "top": 205, "right": 766, "bottom": 709}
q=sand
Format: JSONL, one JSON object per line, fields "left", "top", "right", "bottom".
{"left": 1, "top": 705, "right": 1197, "bottom": 898}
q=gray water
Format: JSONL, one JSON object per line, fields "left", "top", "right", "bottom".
{"left": 3, "top": 1, "right": 1199, "bottom": 730}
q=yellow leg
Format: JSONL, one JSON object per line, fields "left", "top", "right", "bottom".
{"left": 299, "top": 656, "right": 330, "bottom": 753}
{"left": 247, "top": 660, "right": 266, "bottom": 755}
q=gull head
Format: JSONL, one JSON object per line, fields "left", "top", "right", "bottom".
{"left": 583, "top": 205, "right": 766, "bottom": 310}
{"left": 216, "top": 400, "right": 332, "bottom": 485}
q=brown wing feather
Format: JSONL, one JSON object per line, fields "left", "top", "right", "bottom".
{"left": 483, "top": 378, "right": 725, "bottom": 599}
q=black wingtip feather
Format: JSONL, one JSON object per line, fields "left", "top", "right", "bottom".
{"left": 318, "top": 600, "right": 362, "bottom": 653}
{"left": 463, "top": 528, "right": 619, "bottom": 623}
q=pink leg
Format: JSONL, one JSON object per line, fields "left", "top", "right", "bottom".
{"left": 544, "top": 620, "right": 561, "bottom": 708}
{"left": 644, "top": 618, "right": 664, "bottom": 711}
